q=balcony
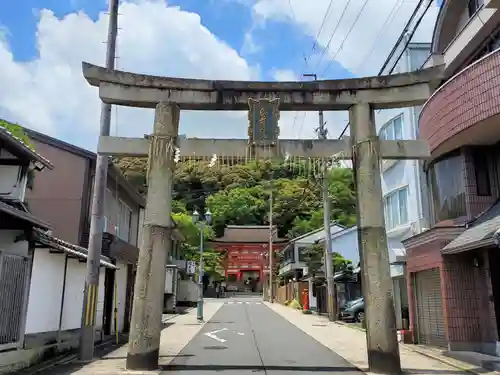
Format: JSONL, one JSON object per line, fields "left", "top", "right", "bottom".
{"left": 419, "top": 49, "right": 500, "bottom": 160}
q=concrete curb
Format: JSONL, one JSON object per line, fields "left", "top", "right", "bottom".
{"left": 15, "top": 337, "right": 116, "bottom": 375}
{"left": 335, "top": 320, "right": 486, "bottom": 375}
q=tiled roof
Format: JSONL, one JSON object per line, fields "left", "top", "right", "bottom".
{"left": 0, "top": 126, "right": 54, "bottom": 170}
{"left": 211, "top": 225, "right": 288, "bottom": 243}
{"left": 0, "top": 199, "right": 51, "bottom": 230}
{"left": 441, "top": 200, "right": 500, "bottom": 254}
{"left": 33, "top": 227, "right": 117, "bottom": 269}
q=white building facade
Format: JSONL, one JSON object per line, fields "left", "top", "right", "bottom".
{"left": 373, "top": 42, "right": 432, "bottom": 329}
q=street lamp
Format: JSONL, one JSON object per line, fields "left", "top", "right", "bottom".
{"left": 192, "top": 208, "right": 212, "bottom": 321}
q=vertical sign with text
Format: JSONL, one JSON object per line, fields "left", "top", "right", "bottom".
{"left": 248, "top": 98, "right": 280, "bottom": 145}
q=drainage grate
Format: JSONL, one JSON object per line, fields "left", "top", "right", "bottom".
{"left": 312, "top": 324, "right": 327, "bottom": 327}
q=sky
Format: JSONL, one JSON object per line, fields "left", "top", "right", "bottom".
{"left": 0, "top": 0, "right": 440, "bottom": 151}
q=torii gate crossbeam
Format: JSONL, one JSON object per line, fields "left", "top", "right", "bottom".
{"left": 81, "top": 62, "right": 444, "bottom": 375}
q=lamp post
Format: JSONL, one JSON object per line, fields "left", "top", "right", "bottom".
{"left": 192, "top": 208, "right": 212, "bottom": 321}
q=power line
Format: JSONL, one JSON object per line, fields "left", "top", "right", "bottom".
{"left": 287, "top": 0, "right": 298, "bottom": 22}
{"left": 378, "top": 0, "right": 427, "bottom": 75}
{"left": 354, "top": 0, "right": 404, "bottom": 74}
{"left": 313, "top": 0, "right": 353, "bottom": 73}
{"left": 337, "top": 0, "right": 435, "bottom": 138}
{"left": 321, "top": 0, "right": 370, "bottom": 77}
{"left": 387, "top": 0, "right": 435, "bottom": 74}
{"left": 309, "top": 0, "right": 338, "bottom": 62}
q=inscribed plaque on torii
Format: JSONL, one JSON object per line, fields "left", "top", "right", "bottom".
{"left": 247, "top": 98, "right": 280, "bottom": 145}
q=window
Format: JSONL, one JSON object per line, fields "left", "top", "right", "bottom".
{"left": 282, "top": 247, "right": 295, "bottom": 265}
{"left": 384, "top": 187, "right": 409, "bottom": 230}
{"left": 379, "top": 115, "right": 403, "bottom": 141}
{"left": 468, "top": 0, "right": 483, "bottom": 18}
{"left": 468, "top": 27, "right": 500, "bottom": 66}
{"left": 117, "top": 200, "right": 132, "bottom": 242}
{"left": 428, "top": 151, "right": 466, "bottom": 223}
{"left": 298, "top": 246, "right": 308, "bottom": 262}
{"left": 472, "top": 150, "right": 491, "bottom": 196}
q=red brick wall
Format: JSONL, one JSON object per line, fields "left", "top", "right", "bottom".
{"left": 406, "top": 237, "right": 498, "bottom": 347}
{"left": 420, "top": 50, "right": 500, "bottom": 153}
{"left": 441, "top": 250, "right": 497, "bottom": 346}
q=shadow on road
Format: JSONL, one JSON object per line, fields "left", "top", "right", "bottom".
{"left": 161, "top": 364, "right": 478, "bottom": 373}
{"left": 162, "top": 364, "right": 363, "bottom": 372}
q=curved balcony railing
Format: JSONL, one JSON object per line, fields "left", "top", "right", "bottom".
{"left": 420, "top": 48, "right": 500, "bottom": 158}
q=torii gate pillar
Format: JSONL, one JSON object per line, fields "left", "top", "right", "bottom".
{"left": 126, "top": 102, "right": 179, "bottom": 371}
{"left": 350, "top": 103, "right": 400, "bottom": 374}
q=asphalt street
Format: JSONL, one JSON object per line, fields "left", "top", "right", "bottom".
{"left": 163, "top": 296, "right": 362, "bottom": 374}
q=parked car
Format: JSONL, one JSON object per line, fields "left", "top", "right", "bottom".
{"left": 340, "top": 297, "right": 364, "bottom": 322}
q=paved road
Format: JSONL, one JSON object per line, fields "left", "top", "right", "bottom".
{"left": 163, "top": 297, "right": 361, "bottom": 374}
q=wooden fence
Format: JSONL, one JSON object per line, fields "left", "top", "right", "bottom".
{"left": 275, "top": 281, "right": 308, "bottom": 305}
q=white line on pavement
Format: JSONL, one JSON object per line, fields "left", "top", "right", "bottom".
{"left": 204, "top": 328, "right": 228, "bottom": 343}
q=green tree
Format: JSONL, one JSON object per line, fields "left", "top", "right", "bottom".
{"left": 172, "top": 212, "right": 225, "bottom": 278}
{"left": 301, "top": 243, "right": 352, "bottom": 275}
{"left": 114, "top": 158, "right": 357, "bottom": 240}
{"left": 302, "top": 244, "right": 324, "bottom": 276}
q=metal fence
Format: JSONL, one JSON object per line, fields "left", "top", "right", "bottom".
{"left": 0, "top": 252, "right": 29, "bottom": 349}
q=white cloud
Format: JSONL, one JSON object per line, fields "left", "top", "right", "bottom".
{"left": 0, "top": 0, "right": 434, "bottom": 152}
{"left": 251, "top": 0, "right": 440, "bottom": 77}
{"left": 0, "top": 0, "right": 280, "bottom": 150}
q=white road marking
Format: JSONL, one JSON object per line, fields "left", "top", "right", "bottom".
{"left": 204, "top": 328, "right": 228, "bottom": 343}
{"left": 225, "top": 301, "right": 263, "bottom": 305}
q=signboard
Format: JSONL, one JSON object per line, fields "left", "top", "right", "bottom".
{"left": 186, "top": 261, "right": 196, "bottom": 275}
{"left": 247, "top": 98, "right": 280, "bottom": 145}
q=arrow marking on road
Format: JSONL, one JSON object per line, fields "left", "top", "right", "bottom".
{"left": 204, "top": 328, "right": 228, "bottom": 343}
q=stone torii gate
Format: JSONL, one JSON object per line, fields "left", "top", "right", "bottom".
{"left": 82, "top": 62, "right": 443, "bottom": 374}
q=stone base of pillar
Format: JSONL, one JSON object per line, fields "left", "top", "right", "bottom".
{"left": 126, "top": 348, "right": 160, "bottom": 371}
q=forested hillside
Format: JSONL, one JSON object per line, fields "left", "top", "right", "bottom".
{"left": 114, "top": 158, "right": 357, "bottom": 239}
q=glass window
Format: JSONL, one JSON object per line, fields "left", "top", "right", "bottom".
{"left": 428, "top": 151, "right": 466, "bottom": 223}
{"left": 379, "top": 115, "right": 403, "bottom": 141}
{"left": 472, "top": 149, "right": 491, "bottom": 196}
{"left": 394, "top": 117, "right": 403, "bottom": 140}
{"left": 384, "top": 187, "right": 409, "bottom": 230}
{"left": 468, "top": 0, "right": 483, "bottom": 17}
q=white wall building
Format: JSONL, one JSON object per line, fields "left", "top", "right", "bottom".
{"left": 278, "top": 222, "right": 351, "bottom": 279}
{"left": 368, "top": 42, "right": 431, "bottom": 330}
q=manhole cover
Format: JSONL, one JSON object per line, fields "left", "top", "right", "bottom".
{"left": 204, "top": 346, "right": 228, "bottom": 350}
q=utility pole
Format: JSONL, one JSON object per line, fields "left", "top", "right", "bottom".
{"left": 79, "top": 0, "right": 119, "bottom": 361}
{"left": 304, "top": 72, "right": 336, "bottom": 321}
{"left": 268, "top": 188, "right": 274, "bottom": 303}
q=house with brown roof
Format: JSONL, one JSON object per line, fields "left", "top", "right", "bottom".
{"left": 0, "top": 126, "right": 118, "bottom": 373}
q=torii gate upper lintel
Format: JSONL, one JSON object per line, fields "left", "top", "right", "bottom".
{"left": 82, "top": 61, "right": 445, "bottom": 375}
